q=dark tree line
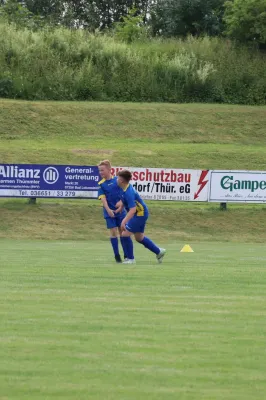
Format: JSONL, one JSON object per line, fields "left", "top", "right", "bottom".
{"left": 0, "top": 0, "right": 153, "bottom": 29}
{"left": 0, "top": 0, "right": 265, "bottom": 45}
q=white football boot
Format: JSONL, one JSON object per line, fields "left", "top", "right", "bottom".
{"left": 123, "top": 259, "right": 136, "bottom": 265}
{"left": 156, "top": 248, "right": 166, "bottom": 264}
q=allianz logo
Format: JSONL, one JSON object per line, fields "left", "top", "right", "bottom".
{"left": 0, "top": 165, "right": 59, "bottom": 184}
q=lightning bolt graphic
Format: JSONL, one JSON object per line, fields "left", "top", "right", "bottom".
{"left": 194, "top": 170, "right": 209, "bottom": 200}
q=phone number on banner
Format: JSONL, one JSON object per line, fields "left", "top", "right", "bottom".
{"left": 0, "top": 190, "right": 98, "bottom": 198}
{"left": 142, "top": 194, "right": 191, "bottom": 201}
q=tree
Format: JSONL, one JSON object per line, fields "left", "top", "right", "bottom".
{"left": 150, "top": 0, "right": 225, "bottom": 37}
{"left": 62, "top": 0, "right": 151, "bottom": 30}
{"left": 0, "top": 0, "right": 44, "bottom": 28}
{"left": 25, "top": 0, "right": 63, "bottom": 23}
{"left": 0, "top": 0, "right": 63, "bottom": 25}
{"left": 224, "top": 0, "right": 266, "bottom": 45}
{"left": 0, "top": 0, "right": 152, "bottom": 30}
{"left": 114, "top": 7, "right": 147, "bottom": 42}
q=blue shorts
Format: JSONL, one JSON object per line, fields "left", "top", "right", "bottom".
{"left": 105, "top": 214, "right": 125, "bottom": 229}
{"left": 125, "top": 215, "right": 148, "bottom": 234}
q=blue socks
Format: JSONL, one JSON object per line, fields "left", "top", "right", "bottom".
{"left": 122, "top": 236, "right": 134, "bottom": 260}
{"left": 139, "top": 236, "right": 160, "bottom": 255}
{"left": 120, "top": 236, "right": 129, "bottom": 259}
{"left": 110, "top": 237, "right": 119, "bottom": 257}
{"left": 111, "top": 237, "right": 134, "bottom": 259}
{"left": 112, "top": 236, "right": 159, "bottom": 259}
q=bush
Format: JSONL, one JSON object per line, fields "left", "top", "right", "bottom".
{"left": 224, "top": 0, "right": 266, "bottom": 46}
{"left": 114, "top": 8, "right": 148, "bottom": 44}
{"left": 0, "top": 22, "right": 265, "bottom": 104}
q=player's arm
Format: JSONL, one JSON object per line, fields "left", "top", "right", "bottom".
{"left": 121, "top": 190, "right": 136, "bottom": 229}
{"left": 115, "top": 185, "right": 125, "bottom": 213}
{"left": 98, "top": 188, "right": 115, "bottom": 218}
{"left": 121, "top": 206, "right": 136, "bottom": 230}
{"left": 123, "top": 206, "right": 136, "bottom": 224}
{"left": 115, "top": 200, "right": 124, "bottom": 214}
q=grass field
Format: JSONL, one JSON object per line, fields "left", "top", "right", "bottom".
{"left": 1, "top": 99, "right": 266, "bottom": 399}
{"left": 1, "top": 200, "right": 266, "bottom": 243}
{"left": 0, "top": 99, "right": 266, "bottom": 241}
{"left": 1, "top": 100, "right": 266, "bottom": 170}
{"left": 1, "top": 240, "right": 266, "bottom": 400}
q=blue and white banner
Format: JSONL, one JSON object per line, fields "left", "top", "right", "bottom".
{"left": 0, "top": 164, "right": 100, "bottom": 198}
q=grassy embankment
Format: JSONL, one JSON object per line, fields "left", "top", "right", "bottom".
{"left": 0, "top": 100, "right": 265, "bottom": 242}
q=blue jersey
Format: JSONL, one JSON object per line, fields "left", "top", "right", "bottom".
{"left": 98, "top": 176, "right": 125, "bottom": 218}
{"left": 120, "top": 184, "right": 148, "bottom": 217}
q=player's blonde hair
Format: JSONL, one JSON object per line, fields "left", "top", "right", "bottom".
{"left": 98, "top": 160, "right": 111, "bottom": 169}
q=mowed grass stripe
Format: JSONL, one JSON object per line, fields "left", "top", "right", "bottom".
{"left": 0, "top": 100, "right": 266, "bottom": 169}
{"left": 1, "top": 201, "right": 266, "bottom": 243}
{"left": 1, "top": 241, "right": 266, "bottom": 399}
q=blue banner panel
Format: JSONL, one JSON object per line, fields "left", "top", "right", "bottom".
{"left": 0, "top": 164, "right": 100, "bottom": 198}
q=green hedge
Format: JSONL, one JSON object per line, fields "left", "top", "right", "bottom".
{"left": 0, "top": 23, "right": 265, "bottom": 104}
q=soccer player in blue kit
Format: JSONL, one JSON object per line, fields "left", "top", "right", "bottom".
{"left": 117, "top": 169, "right": 166, "bottom": 265}
{"left": 98, "top": 160, "right": 133, "bottom": 263}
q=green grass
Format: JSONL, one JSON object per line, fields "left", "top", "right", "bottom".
{"left": 1, "top": 240, "right": 266, "bottom": 400}
{"left": 1, "top": 100, "right": 266, "bottom": 398}
{"left": 0, "top": 200, "right": 266, "bottom": 243}
{"left": 1, "top": 99, "right": 266, "bottom": 241}
{"left": 1, "top": 100, "right": 266, "bottom": 169}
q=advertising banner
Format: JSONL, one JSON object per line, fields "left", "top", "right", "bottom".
{"left": 112, "top": 167, "right": 210, "bottom": 201}
{"left": 209, "top": 171, "right": 266, "bottom": 203}
{"left": 0, "top": 164, "right": 100, "bottom": 198}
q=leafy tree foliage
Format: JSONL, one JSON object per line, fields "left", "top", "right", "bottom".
{"left": 224, "top": 0, "right": 266, "bottom": 45}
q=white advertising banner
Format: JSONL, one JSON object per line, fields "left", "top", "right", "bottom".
{"left": 209, "top": 171, "right": 266, "bottom": 203}
{"left": 112, "top": 167, "right": 210, "bottom": 201}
